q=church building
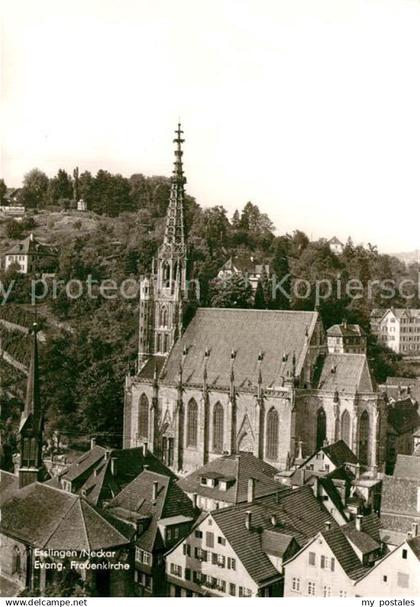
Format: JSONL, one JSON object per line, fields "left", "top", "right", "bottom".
{"left": 123, "top": 125, "right": 386, "bottom": 475}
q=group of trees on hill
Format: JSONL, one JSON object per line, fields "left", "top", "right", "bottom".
{"left": 1, "top": 167, "right": 419, "bottom": 448}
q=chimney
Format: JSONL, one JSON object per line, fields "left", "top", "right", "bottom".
{"left": 144, "top": 441, "right": 148, "bottom": 453}
{"left": 407, "top": 531, "right": 413, "bottom": 540}
{"left": 247, "top": 478, "right": 256, "bottom": 503}
{"left": 104, "top": 449, "right": 111, "bottom": 461}
{"left": 110, "top": 457, "right": 117, "bottom": 476}
{"left": 355, "top": 463, "right": 361, "bottom": 479}
{"left": 412, "top": 522, "right": 419, "bottom": 537}
{"left": 143, "top": 464, "right": 149, "bottom": 471}
{"left": 90, "top": 437, "right": 96, "bottom": 449}
{"left": 325, "top": 521, "right": 332, "bottom": 531}
{"left": 312, "top": 476, "right": 319, "bottom": 498}
{"left": 271, "top": 514, "right": 277, "bottom": 527}
{"left": 245, "top": 511, "right": 252, "bottom": 531}
{"left": 153, "top": 480, "right": 159, "bottom": 501}
{"left": 192, "top": 493, "right": 198, "bottom": 509}
{"left": 356, "top": 514, "right": 363, "bottom": 532}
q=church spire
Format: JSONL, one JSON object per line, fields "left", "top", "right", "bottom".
{"left": 18, "top": 323, "right": 44, "bottom": 488}
{"left": 163, "top": 123, "right": 186, "bottom": 251}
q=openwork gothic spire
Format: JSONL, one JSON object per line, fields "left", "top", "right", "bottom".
{"left": 163, "top": 123, "right": 186, "bottom": 251}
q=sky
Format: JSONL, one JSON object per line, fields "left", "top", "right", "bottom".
{"left": 1, "top": 0, "right": 420, "bottom": 253}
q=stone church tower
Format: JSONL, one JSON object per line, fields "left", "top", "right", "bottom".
{"left": 138, "top": 123, "right": 188, "bottom": 366}
{"left": 18, "top": 324, "right": 45, "bottom": 488}
{"left": 124, "top": 127, "right": 386, "bottom": 476}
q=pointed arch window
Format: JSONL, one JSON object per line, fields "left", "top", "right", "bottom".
{"left": 186, "top": 398, "right": 198, "bottom": 447}
{"left": 138, "top": 394, "right": 149, "bottom": 439}
{"left": 162, "top": 262, "right": 171, "bottom": 288}
{"left": 213, "top": 402, "right": 224, "bottom": 453}
{"left": 159, "top": 306, "right": 168, "bottom": 328}
{"left": 266, "top": 408, "right": 279, "bottom": 460}
{"left": 341, "top": 410, "right": 351, "bottom": 447}
{"left": 316, "top": 408, "right": 327, "bottom": 449}
{"left": 12, "top": 546, "right": 21, "bottom": 574}
{"left": 359, "top": 410, "right": 370, "bottom": 466}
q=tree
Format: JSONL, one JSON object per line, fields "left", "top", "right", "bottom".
{"left": 203, "top": 206, "right": 230, "bottom": 253}
{"left": 47, "top": 169, "right": 73, "bottom": 206}
{"left": 231, "top": 209, "right": 241, "bottom": 228}
{"left": 0, "top": 179, "right": 7, "bottom": 205}
{"left": 19, "top": 169, "right": 49, "bottom": 208}
{"left": 270, "top": 238, "right": 291, "bottom": 309}
{"left": 6, "top": 219, "right": 25, "bottom": 239}
{"left": 254, "top": 279, "right": 266, "bottom": 309}
{"left": 240, "top": 201, "right": 274, "bottom": 234}
{"left": 209, "top": 273, "right": 253, "bottom": 309}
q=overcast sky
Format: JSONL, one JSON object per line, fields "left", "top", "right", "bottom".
{"left": 2, "top": 0, "right": 420, "bottom": 253}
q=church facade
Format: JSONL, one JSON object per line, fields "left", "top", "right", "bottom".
{"left": 123, "top": 126, "right": 386, "bottom": 475}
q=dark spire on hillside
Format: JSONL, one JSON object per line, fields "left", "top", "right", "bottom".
{"left": 163, "top": 123, "right": 186, "bottom": 251}
{"left": 18, "top": 323, "right": 44, "bottom": 488}
{"left": 20, "top": 323, "right": 42, "bottom": 433}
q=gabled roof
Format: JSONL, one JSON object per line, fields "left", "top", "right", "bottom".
{"left": 219, "top": 255, "right": 269, "bottom": 275}
{"left": 177, "top": 452, "right": 280, "bottom": 505}
{"left": 211, "top": 485, "right": 337, "bottom": 585}
{"left": 321, "top": 528, "right": 371, "bottom": 581}
{"left": 0, "top": 470, "right": 19, "bottom": 507}
{"left": 328, "top": 237, "right": 344, "bottom": 246}
{"left": 261, "top": 529, "right": 298, "bottom": 558}
{"left": 393, "top": 454, "right": 420, "bottom": 480}
{"left": 317, "top": 353, "right": 373, "bottom": 392}
{"left": 285, "top": 514, "right": 382, "bottom": 581}
{"left": 322, "top": 440, "right": 359, "bottom": 467}
{"left": 407, "top": 536, "right": 420, "bottom": 560}
{"left": 160, "top": 308, "right": 319, "bottom": 389}
{"left": 387, "top": 400, "right": 420, "bottom": 435}
{"left": 107, "top": 470, "right": 196, "bottom": 552}
{"left": 327, "top": 323, "right": 365, "bottom": 338}
{"left": 5, "top": 235, "right": 56, "bottom": 257}
{"left": 0, "top": 482, "right": 130, "bottom": 550}
{"left": 50, "top": 445, "right": 176, "bottom": 506}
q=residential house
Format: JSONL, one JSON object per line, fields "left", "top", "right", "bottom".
{"left": 217, "top": 254, "right": 270, "bottom": 292}
{"left": 355, "top": 536, "right": 420, "bottom": 597}
{"left": 380, "top": 455, "right": 420, "bottom": 549}
{"left": 0, "top": 473, "right": 133, "bottom": 597}
{"left": 177, "top": 451, "right": 280, "bottom": 511}
{"left": 283, "top": 513, "right": 383, "bottom": 597}
{"left": 327, "top": 322, "right": 366, "bottom": 354}
{"left": 106, "top": 469, "right": 198, "bottom": 596}
{"left": 385, "top": 398, "right": 420, "bottom": 473}
{"left": 328, "top": 237, "right": 344, "bottom": 255}
{"left": 165, "top": 484, "right": 337, "bottom": 598}
{"left": 4, "top": 234, "right": 57, "bottom": 274}
{"left": 371, "top": 308, "right": 420, "bottom": 356}
{"left": 296, "top": 440, "right": 359, "bottom": 476}
{"left": 47, "top": 440, "right": 175, "bottom": 507}
{"left": 381, "top": 376, "right": 420, "bottom": 405}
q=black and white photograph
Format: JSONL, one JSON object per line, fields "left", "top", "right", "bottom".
{"left": 1, "top": 0, "right": 419, "bottom": 601}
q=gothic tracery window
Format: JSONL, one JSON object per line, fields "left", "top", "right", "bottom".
{"left": 213, "top": 402, "right": 224, "bottom": 453}
{"left": 341, "top": 410, "right": 351, "bottom": 447}
{"left": 159, "top": 306, "right": 168, "bottom": 327}
{"left": 316, "top": 408, "right": 327, "bottom": 449}
{"left": 138, "top": 394, "right": 149, "bottom": 439}
{"left": 266, "top": 408, "right": 279, "bottom": 460}
{"left": 186, "top": 398, "right": 198, "bottom": 447}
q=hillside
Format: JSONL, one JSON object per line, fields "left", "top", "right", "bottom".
{"left": 1, "top": 195, "right": 418, "bottom": 466}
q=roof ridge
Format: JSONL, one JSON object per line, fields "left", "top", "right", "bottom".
{"left": 41, "top": 492, "right": 78, "bottom": 548}
{"left": 81, "top": 499, "right": 128, "bottom": 546}
{"left": 78, "top": 498, "right": 91, "bottom": 551}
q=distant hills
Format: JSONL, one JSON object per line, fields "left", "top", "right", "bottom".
{"left": 392, "top": 249, "right": 420, "bottom": 265}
